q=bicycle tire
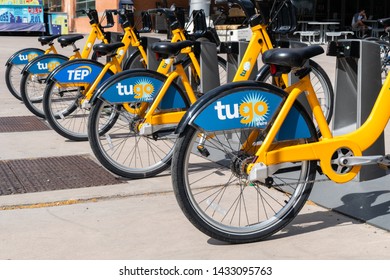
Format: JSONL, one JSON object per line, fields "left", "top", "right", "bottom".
{"left": 256, "top": 59, "right": 334, "bottom": 126}
{"left": 87, "top": 58, "right": 227, "bottom": 178}
{"left": 5, "top": 47, "right": 45, "bottom": 101}
{"left": 171, "top": 83, "right": 318, "bottom": 243}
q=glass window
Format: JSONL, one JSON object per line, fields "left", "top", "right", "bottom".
{"left": 47, "top": 0, "right": 62, "bottom": 12}
{"left": 76, "top": 0, "right": 96, "bottom": 17}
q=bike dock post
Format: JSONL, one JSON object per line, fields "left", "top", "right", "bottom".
{"left": 199, "top": 40, "right": 221, "bottom": 92}
{"left": 220, "top": 41, "right": 258, "bottom": 82}
{"left": 145, "top": 36, "right": 161, "bottom": 70}
{"left": 330, "top": 39, "right": 386, "bottom": 181}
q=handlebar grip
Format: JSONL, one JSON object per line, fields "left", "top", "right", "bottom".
{"left": 105, "top": 9, "right": 120, "bottom": 15}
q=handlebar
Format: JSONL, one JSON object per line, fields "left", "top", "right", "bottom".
{"left": 77, "top": 9, "right": 99, "bottom": 24}
{"left": 214, "top": 0, "right": 256, "bottom": 18}
{"left": 148, "top": 8, "right": 178, "bottom": 26}
{"left": 117, "top": 8, "right": 135, "bottom": 28}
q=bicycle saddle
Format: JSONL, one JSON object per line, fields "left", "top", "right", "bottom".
{"left": 38, "top": 35, "right": 61, "bottom": 45}
{"left": 262, "top": 45, "right": 324, "bottom": 68}
{"left": 151, "top": 40, "right": 195, "bottom": 59}
{"left": 93, "top": 42, "right": 125, "bottom": 56}
{"left": 57, "top": 34, "right": 85, "bottom": 47}
{"left": 378, "top": 17, "right": 390, "bottom": 27}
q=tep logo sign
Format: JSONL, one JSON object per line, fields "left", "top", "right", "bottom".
{"left": 67, "top": 66, "right": 92, "bottom": 81}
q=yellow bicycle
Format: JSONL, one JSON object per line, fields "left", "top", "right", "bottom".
{"left": 170, "top": 41, "right": 388, "bottom": 243}
{"left": 86, "top": 0, "right": 333, "bottom": 179}
{"left": 43, "top": 8, "right": 227, "bottom": 141}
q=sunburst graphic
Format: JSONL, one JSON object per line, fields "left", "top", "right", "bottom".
{"left": 240, "top": 92, "right": 269, "bottom": 127}
{"left": 134, "top": 78, "right": 155, "bottom": 100}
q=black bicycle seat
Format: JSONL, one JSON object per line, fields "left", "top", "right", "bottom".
{"left": 93, "top": 42, "right": 125, "bottom": 56}
{"left": 262, "top": 45, "right": 324, "bottom": 68}
{"left": 151, "top": 40, "right": 195, "bottom": 59}
{"left": 57, "top": 34, "right": 85, "bottom": 47}
{"left": 378, "top": 17, "right": 390, "bottom": 27}
{"left": 38, "top": 35, "right": 61, "bottom": 45}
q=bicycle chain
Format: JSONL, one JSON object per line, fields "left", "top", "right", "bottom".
{"left": 248, "top": 175, "right": 331, "bottom": 188}
{"left": 269, "top": 177, "right": 331, "bottom": 188}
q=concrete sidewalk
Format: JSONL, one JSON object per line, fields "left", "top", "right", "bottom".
{"left": 0, "top": 35, "right": 390, "bottom": 260}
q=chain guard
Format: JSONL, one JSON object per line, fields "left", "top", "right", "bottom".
{"left": 319, "top": 140, "right": 362, "bottom": 183}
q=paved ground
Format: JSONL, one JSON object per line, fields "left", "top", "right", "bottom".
{"left": 0, "top": 34, "right": 390, "bottom": 260}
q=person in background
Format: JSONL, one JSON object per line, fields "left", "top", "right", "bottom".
{"left": 352, "top": 9, "right": 371, "bottom": 36}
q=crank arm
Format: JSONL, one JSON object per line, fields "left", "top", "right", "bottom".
{"left": 338, "top": 155, "right": 384, "bottom": 167}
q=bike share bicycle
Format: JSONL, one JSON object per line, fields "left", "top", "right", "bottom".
{"left": 5, "top": 34, "right": 60, "bottom": 101}
{"left": 19, "top": 9, "right": 146, "bottom": 119}
{"left": 86, "top": 0, "right": 334, "bottom": 179}
{"left": 169, "top": 34, "right": 390, "bottom": 243}
{"left": 42, "top": 7, "right": 227, "bottom": 142}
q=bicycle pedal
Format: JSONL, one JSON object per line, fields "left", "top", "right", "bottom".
{"left": 197, "top": 145, "right": 210, "bottom": 157}
{"left": 377, "top": 155, "right": 390, "bottom": 170}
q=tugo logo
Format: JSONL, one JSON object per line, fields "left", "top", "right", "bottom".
{"left": 116, "top": 78, "right": 155, "bottom": 100}
{"left": 214, "top": 93, "right": 269, "bottom": 126}
{"left": 19, "top": 53, "right": 39, "bottom": 62}
{"left": 239, "top": 61, "right": 252, "bottom": 77}
{"left": 67, "top": 66, "right": 92, "bottom": 80}
{"left": 36, "top": 61, "right": 61, "bottom": 72}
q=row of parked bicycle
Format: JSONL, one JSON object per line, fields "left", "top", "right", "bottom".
{"left": 5, "top": 0, "right": 340, "bottom": 243}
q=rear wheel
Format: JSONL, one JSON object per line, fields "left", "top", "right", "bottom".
{"left": 20, "top": 71, "right": 47, "bottom": 118}
{"left": 5, "top": 63, "right": 26, "bottom": 101}
{"left": 172, "top": 124, "right": 317, "bottom": 243}
{"left": 43, "top": 79, "right": 88, "bottom": 141}
{"left": 87, "top": 57, "right": 228, "bottom": 178}
{"left": 88, "top": 99, "right": 175, "bottom": 178}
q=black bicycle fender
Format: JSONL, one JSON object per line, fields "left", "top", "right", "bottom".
{"left": 122, "top": 49, "right": 142, "bottom": 70}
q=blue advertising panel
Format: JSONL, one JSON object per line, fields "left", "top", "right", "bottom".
{"left": 192, "top": 89, "right": 312, "bottom": 140}
{"left": 0, "top": 0, "right": 45, "bottom": 32}
{"left": 100, "top": 75, "right": 187, "bottom": 109}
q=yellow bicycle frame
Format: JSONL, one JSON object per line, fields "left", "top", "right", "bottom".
{"left": 78, "top": 21, "right": 110, "bottom": 59}
{"left": 246, "top": 71, "right": 390, "bottom": 184}
{"left": 139, "top": 21, "right": 279, "bottom": 128}
{"left": 43, "top": 43, "right": 58, "bottom": 55}
{"left": 231, "top": 21, "right": 288, "bottom": 85}
{"left": 83, "top": 24, "right": 201, "bottom": 102}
